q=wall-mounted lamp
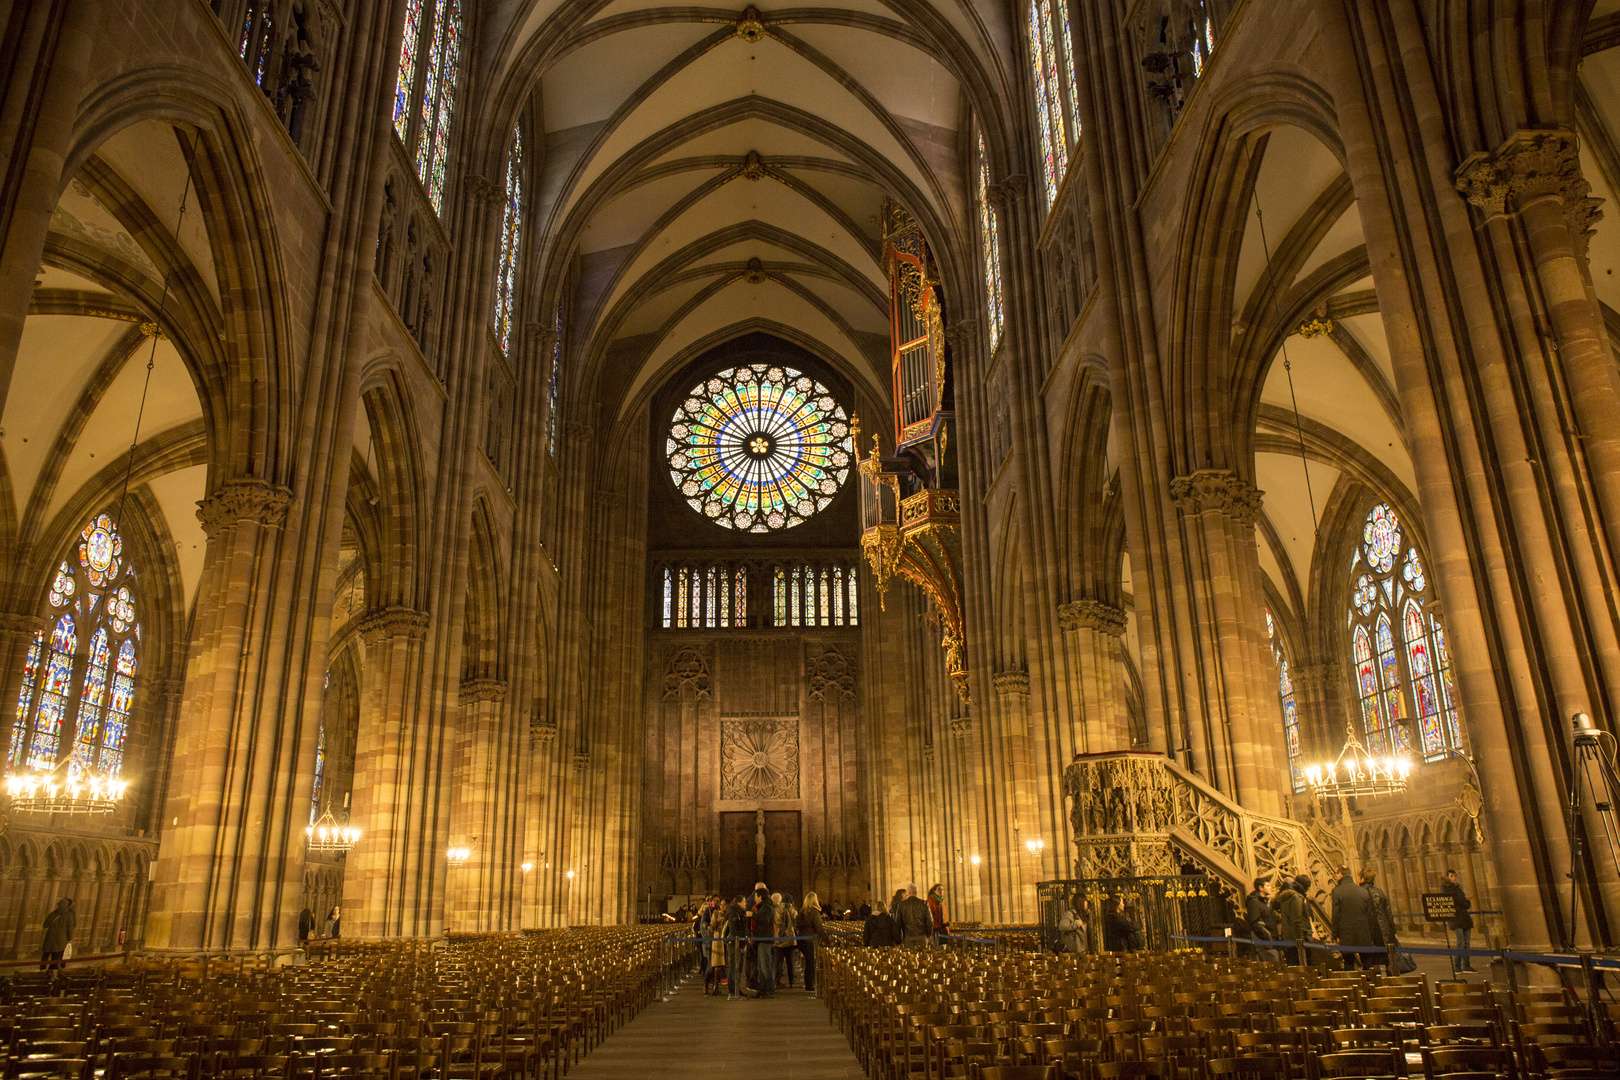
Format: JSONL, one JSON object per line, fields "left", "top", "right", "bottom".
{"left": 565, "top": 869, "right": 575, "bottom": 880}
{"left": 970, "top": 854, "right": 981, "bottom": 867}
{"left": 521, "top": 862, "right": 533, "bottom": 874}
{"left": 447, "top": 846, "right": 472, "bottom": 864}
{"left": 1025, "top": 838, "right": 1044, "bottom": 856}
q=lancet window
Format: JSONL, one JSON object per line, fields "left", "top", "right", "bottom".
{"left": 7, "top": 513, "right": 141, "bottom": 783}
{"left": 975, "top": 132, "right": 1006, "bottom": 354}
{"left": 391, "top": 0, "right": 462, "bottom": 214}
{"left": 661, "top": 564, "right": 749, "bottom": 629}
{"left": 1266, "top": 610, "right": 1303, "bottom": 792}
{"left": 492, "top": 126, "right": 523, "bottom": 356}
{"left": 238, "top": 2, "right": 275, "bottom": 86}
{"left": 1347, "top": 503, "right": 1462, "bottom": 762}
{"left": 1025, "top": 0, "right": 1081, "bottom": 206}
{"left": 547, "top": 303, "right": 563, "bottom": 454}
{"left": 772, "top": 562, "right": 859, "bottom": 628}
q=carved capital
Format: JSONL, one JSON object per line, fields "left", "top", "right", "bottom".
{"left": 572, "top": 748, "right": 591, "bottom": 772}
{"left": 1168, "top": 469, "right": 1263, "bottom": 521}
{"left": 356, "top": 606, "right": 430, "bottom": 644}
{"left": 196, "top": 478, "right": 294, "bottom": 538}
{"left": 949, "top": 715, "right": 973, "bottom": 737}
{"left": 1456, "top": 128, "right": 1602, "bottom": 252}
{"left": 0, "top": 612, "right": 46, "bottom": 642}
{"left": 561, "top": 420, "right": 593, "bottom": 445}
{"left": 922, "top": 741, "right": 935, "bottom": 764}
{"left": 1058, "top": 599, "right": 1128, "bottom": 637}
{"left": 986, "top": 174, "right": 1029, "bottom": 210}
{"left": 1290, "top": 661, "right": 1333, "bottom": 694}
{"left": 526, "top": 322, "right": 556, "bottom": 352}
{"left": 458, "top": 678, "right": 508, "bottom": 706}
{"left": 463, "top": 175, "right": 503, "bottom": 206}
{"left": 943, "top": 318, "right": 979, "bottom": 345}
{"left": 531, "top": 719, "right": 558, "bottom": 743}
{"left": 992, "top": 668, "right": 1030, "bottom": 697}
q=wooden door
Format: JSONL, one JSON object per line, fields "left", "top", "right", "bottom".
{"left": 765, "top": 810, "right": 802, "bottom": 903}
{"left": 718, "top": 812, "right": 757, "bottom": 901}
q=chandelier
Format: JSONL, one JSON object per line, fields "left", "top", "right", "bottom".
{"left": 447, "top": 846, "right": 472, "bottom": 864}
{"left": 306, "top": 806, "right": 361, "bottom": 852}
{"left": 1305, "top": 722, "right": 1412, "bottom": 797}
{"left": 4, "top": 771, "right": 129, "bottom": 814}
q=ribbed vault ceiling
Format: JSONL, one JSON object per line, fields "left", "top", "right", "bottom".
{"left": 486, "top": 0, "right": 1006, "bottom": 424}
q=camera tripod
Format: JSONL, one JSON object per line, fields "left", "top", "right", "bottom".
{"left": 1564, "top": 713, "right": 1620, "bottom": 950}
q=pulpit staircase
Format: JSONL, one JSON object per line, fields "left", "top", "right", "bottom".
{"left": 1063, "top": 752, "right": 1345, "bottom": 894}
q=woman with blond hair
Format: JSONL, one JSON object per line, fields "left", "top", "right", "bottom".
{"left": 798, "top": 890, "right": 829, "bottom": 992}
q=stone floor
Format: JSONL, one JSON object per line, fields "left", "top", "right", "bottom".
{"left": 568, "top": 972, "right": 864, "bottom": 1079}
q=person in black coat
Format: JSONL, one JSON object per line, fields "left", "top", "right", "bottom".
{"left": 1246, "top": 877, "right": 1282, "bottom": 962}
{"left": 863, "top": 900, "right": 903, "bottom": 947}
{"left": 1442, "top": 869, "right": 1476, "bottom": 972}
{"left": 1103, "top": 897, "right": 1142, "bottom": 953}
{"left": 1330, "top": 866, "right": 1375, "bottom": 969}
{"left": 750, "top": 887, "right": 778, "bottom": 996}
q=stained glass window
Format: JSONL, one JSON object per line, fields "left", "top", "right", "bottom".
{"left": 547, "top": 304, "right": 563, "bottom": 454}
{"left": 492, "top": 126, "right": 523, "bottom": 356}
{"left": 975, "top": 132, "right": 1006, "bottom": 353}
{"left": 667, "top": 363, "right": 853, "bottom": 532}
{"left": 8, "top": 512, "right": 140, "bottom": 782}
{"left": 662, "top": 563, "right": 750, "bottom": 629}
{"left": 1265, "top": 609, "right": 1304, "bottom": 792}
{"left": 1346, "top": 502, "right": 1461, "bottom": 764}
{"left": 391, "top": 0, "right": 460, "bottom": 215}
{"left": 311, "top": 716, "right": 326, "bottom": 824}
{"left": 1025, "top": 0, "right": 1079, "bottom": 207}
{"left": 238, "top": 2, "right": 275, "bottom": 87}
{"left": 769, "top": 562, "right": 860, "bottom": 628}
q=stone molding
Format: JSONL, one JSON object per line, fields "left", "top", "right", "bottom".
{"left": 1455, "top": 128, "right": 1603, "bottom": 252}
{"left": 663, "top": 645, "right": 712, "bottom": 700}
{"left": 0, "top": 612, "right": 45, "bottom": 641}
{"left": 992, "top": 668, "right": 1030, "bottom": 697}
{"left": 806, "top": 643, "right": 855, "bottom": 701}
{"left": 1168, "top": 469, "right": 1263, "bottom": 521}
{"left": 356, "top": 606, "right": 430, "bottom": 644}
{"left": 195, "top": 478, "right": 294, "bottom": 538}
{"left": 1058, "top": 599, "right": 1128, "bottom": 637}
{"left": 458, "top": 678, "right": 508, "bottom": 706}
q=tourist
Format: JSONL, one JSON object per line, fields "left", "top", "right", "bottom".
{"left": 857, "top": 900, "right": 872, "bottom": 919}
{"left": 774, "top": 892, "right": 798, "bottom": 987}
{"left": 1360, "top": 868, "right": 1400, "bottom": 962}
{"left": 1058, "top": 906, "right": 1086, "bottom": 953}
{"left": 863, "top": 900, "right": 901, "bottom": 947}
{"left": 1273, "top": 875, "right": 1312, "bottom": 964}
{"left": 896, "top": 884, "right": 932, "bottom": 946}
{"left": 297, "top": 906, "right": 316, "bottom": 943}
{"left": 927, "top": 883, "right": 949, "bottom": 943}
{"left": 1103, "top": 897, "right": 1141, "bottom": 953}
{"left": 706, "top": 899, "right": 729, "bottom": 995}
{"left": 1442, "top": 869, "right": 1476, "bottom": 972}
{"left": 798, "top": 890, "right": 828, "bottom": 992}
{"left": 40, "top": 898, "right": 74, "bottom": 971}
{"left": 725, "top": 895, "right": 749, "bottom": 999}
{"left": 750, "top": 887, "right": 777, "bottom": 997}
{"left": 1330, "top": 865, "right": 1375, "bottom": 969}
{"left": 1246, "top": 877, "right": 1281, "bottom": 961}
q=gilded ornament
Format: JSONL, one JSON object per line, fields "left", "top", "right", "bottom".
{"left": 735, "top": 5, "right": 764, "bottom": 40}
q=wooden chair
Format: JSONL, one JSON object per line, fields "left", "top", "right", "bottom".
{"left": 1419, "top": 1046, "right": 1515, "bottom": 1080}
{"left": 1317, "top": 1050, "right": 1407, "bottom": 1080}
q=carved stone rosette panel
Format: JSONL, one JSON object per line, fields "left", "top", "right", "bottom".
{"left": 719, "top": 717, "right": 799, "bottom": 800}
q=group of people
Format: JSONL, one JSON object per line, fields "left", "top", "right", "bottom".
{"left": 1243, "top": 865, "right": 1475, "bottom": 973}
{"left": 295, "top": 905, "right": 342, "bottom": 942}
{"left": 689, "top": 885, "right": 830, "bottom": 999}
{"left": 859, "top": 883, "right": 948, "bottom": 947}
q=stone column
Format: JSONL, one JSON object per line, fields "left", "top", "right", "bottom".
{"left": 1057, "top": 600, "right": 1130, "bottom": 753}
{"left": 446, "top": 677, "right": 507, "bottom": 932}
{"left": 1168, "top": 470, "right": 1286, "bottom": 814}
{"left": 342, "top": 606, "right": 435, "bottom": 939}
{"left": 144, "top": 478, "right": 305, "bottom": 952}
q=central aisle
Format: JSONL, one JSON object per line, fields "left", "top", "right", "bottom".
{"left": 567, "top": 973, "right": 864, "bottom": 1079}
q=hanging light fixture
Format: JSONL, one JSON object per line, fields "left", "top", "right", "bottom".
{"left": 447, "top": 846, "right": 472, "bottom": 864}
{"left": 306, "top": 804, "right": 361, "bottom": 852}
{"left": 1305, "top": 722, "right": 1412, "bottom": 797}
{"left": 4, "top": 773, "right": 129, "bottom": 814}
